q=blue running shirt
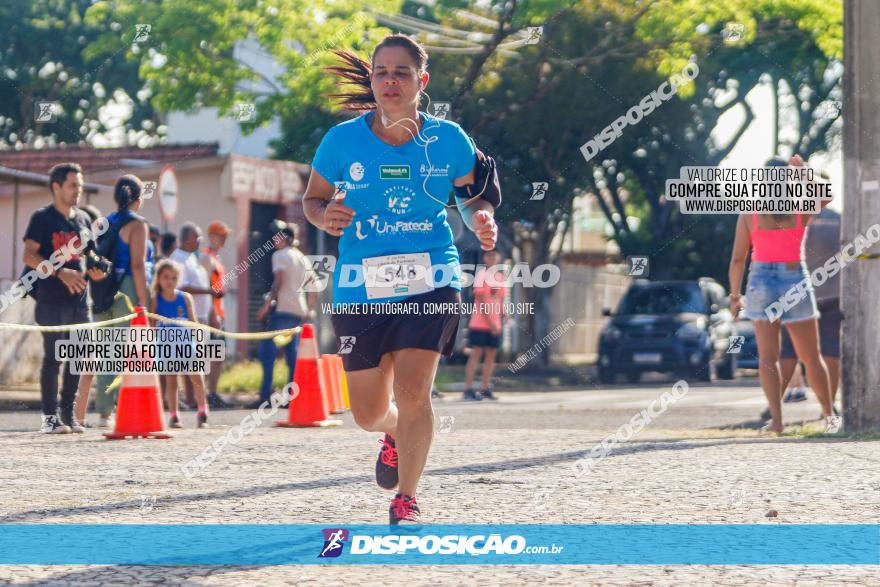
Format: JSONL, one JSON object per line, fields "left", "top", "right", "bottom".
{"left": 311, "top": 112, "right": 476, "bottom": 305}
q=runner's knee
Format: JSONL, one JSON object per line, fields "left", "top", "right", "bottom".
{"left": 352, "top": 406, "right": 388, "bottom": 431}
{"left": 393, "top": 382, "right": 432, "bottom": 408}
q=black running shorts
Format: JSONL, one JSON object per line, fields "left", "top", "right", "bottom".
{"left": 468, "top": 328, "right": 500, "bottom": 349}
{"left": 330, "top": 287, "right": 461, "bottom": 371}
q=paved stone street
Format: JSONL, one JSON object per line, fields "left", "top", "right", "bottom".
{"left": 0, "top": 378, "right": 878, "bottom": 585}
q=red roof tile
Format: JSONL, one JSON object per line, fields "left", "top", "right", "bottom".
{"left": 0, "top": 143, "right": 220, "bottom": 175}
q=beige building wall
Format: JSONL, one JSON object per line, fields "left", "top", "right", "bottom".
{"left": 550, "top": 263, "right": 631, "bottom": 364}
{"left": 0, "top": 154, "right": 306, "bottom": 383}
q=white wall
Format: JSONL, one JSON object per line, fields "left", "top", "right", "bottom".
{"left": 165, "top": 38, "right": 285, "bottom": 159}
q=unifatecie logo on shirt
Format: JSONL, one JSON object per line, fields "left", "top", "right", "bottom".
{"left": 384, "top": 185, "right": 415, "bottom": 215}
{"left": 354, "top": 216, "right": 433, "bottom": 241}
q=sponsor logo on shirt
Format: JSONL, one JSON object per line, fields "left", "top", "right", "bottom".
{"left": 349, "top": 162, "right": 365, "bottom": 181}
{"left": 380, "top": 165, "right": 410, "bottom": 180}
{"left": 354, "top": 215, "right": 434, "bottom": 241}
{"left": 419, "top": 163, "right": 451, "bottom": 178}
{"left": 334, "top": 180, "right": 369, "bottom": 191}
{"left": 384, "top": 185, "right": 416, "bottom": 215}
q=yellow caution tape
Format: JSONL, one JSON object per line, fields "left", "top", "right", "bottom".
{"left": 142, "top": 311, "right": 303, "bottom": 341}
{"left": 0, "top": 313, "right": 139, "bottom": 332}
{"left": 0, "top": 306, "right": 303, "bottom": 341}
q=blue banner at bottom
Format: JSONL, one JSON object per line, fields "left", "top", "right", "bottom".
{"left": 0, "top": 524, "right": 877, "bottom": 565}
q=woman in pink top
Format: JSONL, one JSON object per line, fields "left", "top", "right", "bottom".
{"left": 464, "top": 250, "right": 507, "bottom": 400}
{"left": 728, "top": 155, "right": 837, "bottom": 434}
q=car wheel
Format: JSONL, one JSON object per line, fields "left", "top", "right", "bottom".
{"left": 626, "top": 372, "right": 641, "bottom": 384}
{"left": 717, "top": 352, "right": 737, "bottom": 380}
{"left": 598, "top": 367, "right": 616, "bottom": 385}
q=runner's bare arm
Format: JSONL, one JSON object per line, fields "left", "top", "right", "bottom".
{"left": 454, "top": 168, "right": 498, "bottom": 251}
{"left": 303, "top": 169, "right": 355, "bottom": 237}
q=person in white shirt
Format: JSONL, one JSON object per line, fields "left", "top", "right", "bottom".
{"left": 169, "top": 222, "right": 224, "bottom": 407}
{"left": 254, "top": 222, "right": 316, "bottom": 407}
{"left": 169, "top": 223, "right": 215, "bottom": 322}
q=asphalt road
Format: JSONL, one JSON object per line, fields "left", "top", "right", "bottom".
{"left": 1, "top": 377, "right": 873, "bottom": 586}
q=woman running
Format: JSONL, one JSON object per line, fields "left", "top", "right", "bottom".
{"left": 728, "top": 155, "right": 837, "bottom": 434}
{"left": 303, "top": 34, "right": 498, "bottom": 523}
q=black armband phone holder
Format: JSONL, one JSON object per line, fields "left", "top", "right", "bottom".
{"left": 454, "top": 147, "right": 501, "bottom": 208}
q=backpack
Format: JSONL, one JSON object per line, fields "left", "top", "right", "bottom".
{"left": 88, "top": 213, "right": 139, "bottom": 313}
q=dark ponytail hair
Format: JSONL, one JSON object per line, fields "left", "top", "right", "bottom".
{"left": 114, "top": 174, "right": 144, "bottom": 212}
{"left": 326, "top": 34, "right": 429, "bottom": 111}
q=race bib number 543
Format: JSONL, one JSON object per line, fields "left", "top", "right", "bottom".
{"left": 362, "top": 252, "right": 434, "bottom": 300}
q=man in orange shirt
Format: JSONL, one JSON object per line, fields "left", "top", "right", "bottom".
{"left": 464, "top": 249, "right": 507, "bottom": 400}
{"left": 201, "top": 220, "right": 231, "bottom": 408}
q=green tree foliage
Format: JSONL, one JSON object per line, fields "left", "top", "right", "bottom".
{"left": 87, "top": 0, "right": 401, "bottom": 161}
{"left": 49, "top": 0, "right": 841, "bottom": 358}
{"left": 0, "top": 0, "right": 158, "bottom": 147}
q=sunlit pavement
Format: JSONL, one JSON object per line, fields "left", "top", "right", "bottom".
{"left": 0, "top": 377, "right": 877, "bottom": 585}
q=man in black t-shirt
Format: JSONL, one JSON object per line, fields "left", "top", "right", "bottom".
{"left": 22, "top": 163, "right": 107, "bottom": 434}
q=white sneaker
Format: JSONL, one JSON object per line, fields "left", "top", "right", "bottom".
{"left": 97, "top": 416, "right": 114, "bottom": 429}
{"left": 66, "top": 421, "right": 86, "bottom": 433}
{"left": 823, "top": 415, "right": 842, "bottom": 434}
{"left": 39, "top": 415, "right": 71, "bottom": 434}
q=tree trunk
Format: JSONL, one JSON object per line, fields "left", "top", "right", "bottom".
{"left": 842, "top": 0, "right": 880, "bottom": 432}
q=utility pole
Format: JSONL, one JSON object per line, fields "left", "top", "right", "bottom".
{"left": 842, "top": 0, "right": 880, "bottom": 432}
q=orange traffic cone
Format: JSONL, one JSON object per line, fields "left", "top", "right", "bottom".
{"left": 105, "top": 306, "right": 172, "bottom": 440}
{"left": 320, "top": 354, "right": 345, "bottom": 414}
{"left": 318, "top": 355, "right": 337, "bottom": 413}
{"left": 276, "top": 324, "right": 342, "bottom": 428}
{"left": 336, "top": 356, "right": 350, "bottom": 410}
{"left": 328, "top": 355, "right": 346, "bottom": 414}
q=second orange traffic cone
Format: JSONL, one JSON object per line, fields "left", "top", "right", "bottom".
{"left": 105, "top": 306, "right": 171, "bottom": 440}
{"left": 329, "top": 355, "right": 347, "bottom": 413}
{"left": 276, "top": 324, "right": 342, "bottom": 428}
{"left": 320, "top": 354, "right": 345, "bottom": 414}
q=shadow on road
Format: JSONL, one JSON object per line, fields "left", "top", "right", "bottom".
{"left": 1, "top": 434, "right": 858, "bottom": 524}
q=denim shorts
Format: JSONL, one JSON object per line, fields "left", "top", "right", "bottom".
{"left": 745, "top": 261, "right": 819, "bottom": 323}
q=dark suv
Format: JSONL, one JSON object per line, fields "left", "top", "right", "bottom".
{"left": 597, "top": 278, "right": 737, "bottom": 383}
